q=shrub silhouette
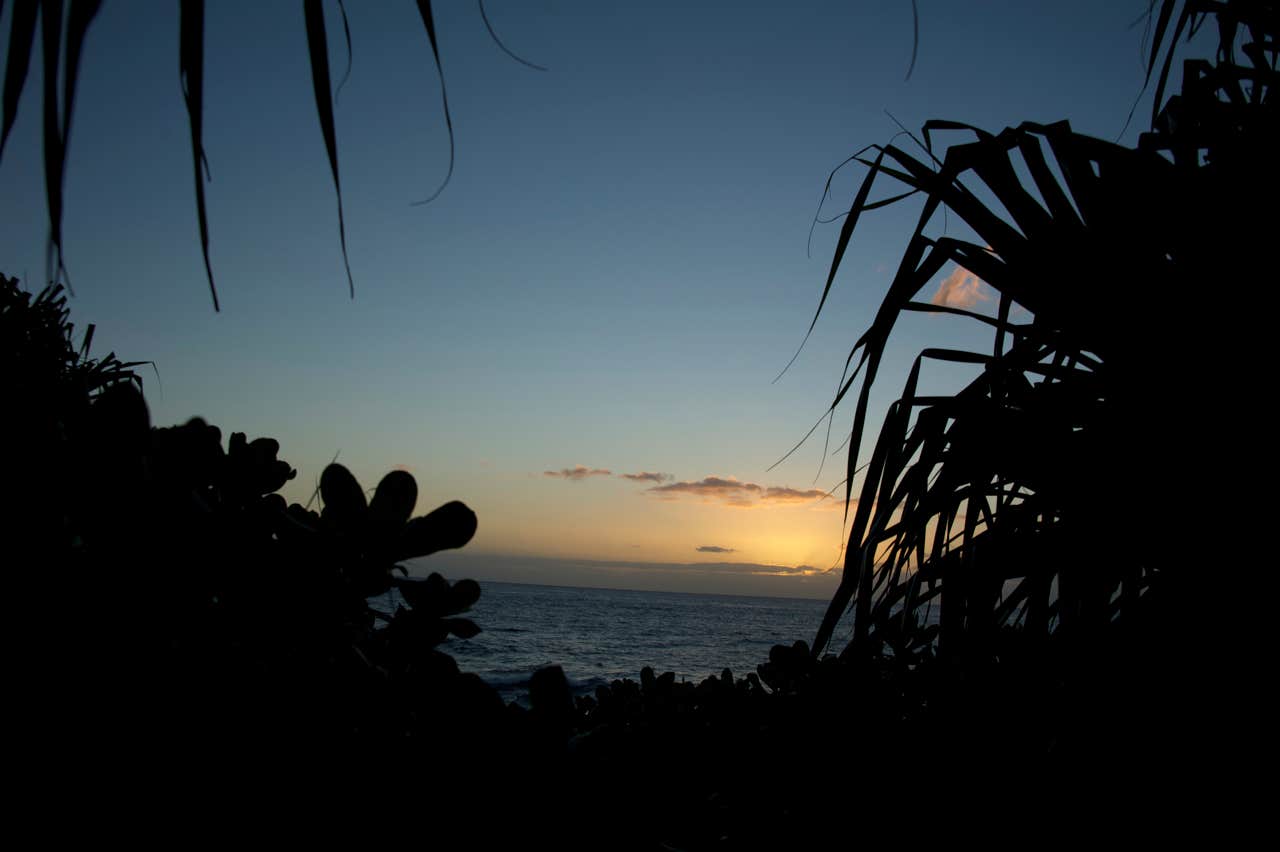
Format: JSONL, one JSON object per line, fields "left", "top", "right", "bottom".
{"left": 796, "top": 0, "right": 1273, "bottom": 788}
{"left": 2, "top": 271, "right": 498, "bottom": 778}
{"left": 805, "top": 0, "right": 1273, "bottom": 657}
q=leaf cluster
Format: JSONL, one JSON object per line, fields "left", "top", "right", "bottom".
{"left": 806, "top": 0, "right": 1276, "bottom": 676}
{"left": 3, "top": 270, "right": 498, "bottom": 765}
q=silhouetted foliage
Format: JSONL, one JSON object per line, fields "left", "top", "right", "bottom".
{"left": 787, "top": 0, "right": 1274, "bottom": 797}
{"left": 2, "top": 271, "right": 504, "bottom": 792}
{"left": 803, "top": 0, "right": 1274, "bottom": 660}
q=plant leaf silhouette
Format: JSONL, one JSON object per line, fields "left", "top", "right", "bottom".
{"left": 179, "top": 0, "right": 218, "bottom": 311}
{"left": 334, "top": 0, "right": 353, "bottom": 102}
{"left": 478, "top": 0, "right": 548, "bottom": 71}
{"left": 804, "top": 0, "right": 1275, "bottom": 671}
{"left": 409, "top": 0, "right": 453, "bottom": 206}
{"left": 0, "top": 0, "right": 38, "bottom": 161}
{"left": 303, "top": 0, "right": 355, "bottom": 298}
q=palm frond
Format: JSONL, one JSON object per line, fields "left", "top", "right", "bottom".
{"left": 809, "top": 1, "right": 1276, "bottom": 671}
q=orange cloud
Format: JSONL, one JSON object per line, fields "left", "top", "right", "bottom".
{"left": 649, "top": 475, "right": 830, "bottom": 509}
{"left": 762, "top": 486, "right": 830, "bottom": 504}
{"left": 619, "top": 471, "right": 674, "bottom": 483}
{"left": 930, "top": 264, "right": 991, "bottom": 309}
{"left": 544, "top": 464, "right": 612, "bottom": 481}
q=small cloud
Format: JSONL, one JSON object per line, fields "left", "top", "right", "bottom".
{"left": 696, "top": 545, "right": 736, "bottom": 554}
{"left": 741, "top": 563, "right": 824, "bottom": 577}
{"left": 762, "top": 486, "right": 829, "bottom": 503}
{"left": 544, "top": 464, "right": 612, "bottom": 481}
{"left": 649, "top": 475, "right": 830, "bottom": 508}
{"left": 619, "top": 471, "right": 674, "bottom": 483}
{"left": 931, "top": 264, "right": 991, "bottom": 309}
{"left": 650, "top": 476, "right": 761, "bottom": 505}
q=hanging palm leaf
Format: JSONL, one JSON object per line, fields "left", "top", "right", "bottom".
{"left": 0, "top": 1, "right": 542, "bottom": 308}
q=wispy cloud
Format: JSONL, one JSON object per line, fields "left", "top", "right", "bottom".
{"left": 689, "top": 561, "right": 825, "bottom": 577}
{"left": 619, "top": 471, "right": 673, "bottom": 483}
{"left": 931, "top": 264, "right": 991, "bottom": 309}
{"left": 696, "top": 545, "right": 736, "bottom": 554}
{"left": 762, "top": 486, "right": 829, "bottom": 504}
{"left": 766, "top": 564, "right": 822, "bottom": 576}
{"left": 649, "top": 475, "right": 831, "bottom": 508}
{"left": 544, "top": 464, "right": 612, "bottom": 481}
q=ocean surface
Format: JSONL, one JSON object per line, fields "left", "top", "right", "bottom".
{"left": 393, "top": 581, "right": 833, "bottom": 704}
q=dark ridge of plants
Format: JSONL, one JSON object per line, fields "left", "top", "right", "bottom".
{"left": 6, "top": 260, "right": 1222, "bottom": 844}
{"left": 3, "top": 269, "right": 503, "bottom": 785}
{"left": 1, "top": 266, "right": 1106, "bottom": 847}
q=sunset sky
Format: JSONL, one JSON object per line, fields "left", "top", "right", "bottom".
{"left": 0, "top": 1, "right": 1177, "bottom": 597}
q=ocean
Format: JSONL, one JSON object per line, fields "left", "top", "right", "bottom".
{"left": 415, "top": 581, "right": 833, "bottom": 703}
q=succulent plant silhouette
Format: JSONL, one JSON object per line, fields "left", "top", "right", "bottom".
{"left": 224, "top": 432, "right": 296, "bottom": 506}
{"left": 313, "top": 462, "right": 477, "bottom": 595}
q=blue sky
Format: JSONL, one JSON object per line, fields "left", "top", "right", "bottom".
{"left": 0, "top": 1, "right": 1171, "bottom": 596}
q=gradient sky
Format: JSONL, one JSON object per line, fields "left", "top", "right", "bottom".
{"left": 0, "top": 1, "right": 1176, "bottom": 597}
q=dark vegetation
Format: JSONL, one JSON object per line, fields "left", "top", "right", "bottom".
{"left": 4, "top": 0, "right": 1274, "bottom": 846}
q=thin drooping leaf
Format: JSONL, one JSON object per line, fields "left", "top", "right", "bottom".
{"left": 39, "top": 0, "right": 101, "bottom": 288}
{"left": 804, "top": 144, "right": 876, "bottom": 257}
{"left": 1146, "top": 0, "right": 1179, "bottom": 82}
{"left": 774, "top": 148, "right": 889, "bottom": 385}
{"left": 40, "top": 0, "right": 63, "bottom": 285}
{"left": 334, "top": 0, "right": 352, "bottom": 102}
{"left": 0, "top": 0, "right": 39, "bottom": 161}
{"left": 478, "top": 0, "right": 547, "bottom": 71}
{"left": 303, "top": 0, "right": 355, "bottom": 298}
{"left": 179, "top": 0, "right": 218, "bottom": 311}
{"left": 410, "top": 0, "right": 454, "bottom": 206}
{"left": 60, "top": 1, "right": 98, "bottom": 158}
{"left": 1151, "top": 1, "right": 1193, "bottom": 124}
{"left": 905, "top": 0, "right": 918, "bottom": 81}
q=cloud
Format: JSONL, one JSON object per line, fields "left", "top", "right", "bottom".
{"left": 649, "top": 476, "right": 761, "bottom": 506}
{"left": 678, "top": 561, "right": 826, "bottom": 578}
{"left": 760, "top": 564, "right": 823, "bottom": 576}
{"left": 762, "top": 486, "right": 829, "bottom": 503}
{"left": 624, "top": 560, "right": 825, "bottom": 578}
{"left": 649, "top": 475, "right": 832, "bottom": 508}
{"left": 696, "top": 545, "right": 736, "bottom": 554}
{"left": 619, "top": 471, "right": 674, "bottom": 483}
{"left": 544, "top": 464, "right": 612, "bottom": 481}
{"left": 931, "top": 264, "right": 991, "bottom": 309}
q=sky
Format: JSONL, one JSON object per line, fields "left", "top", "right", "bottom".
{"left": 0, "top": 1, "right": 1175, "bottom": 598}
